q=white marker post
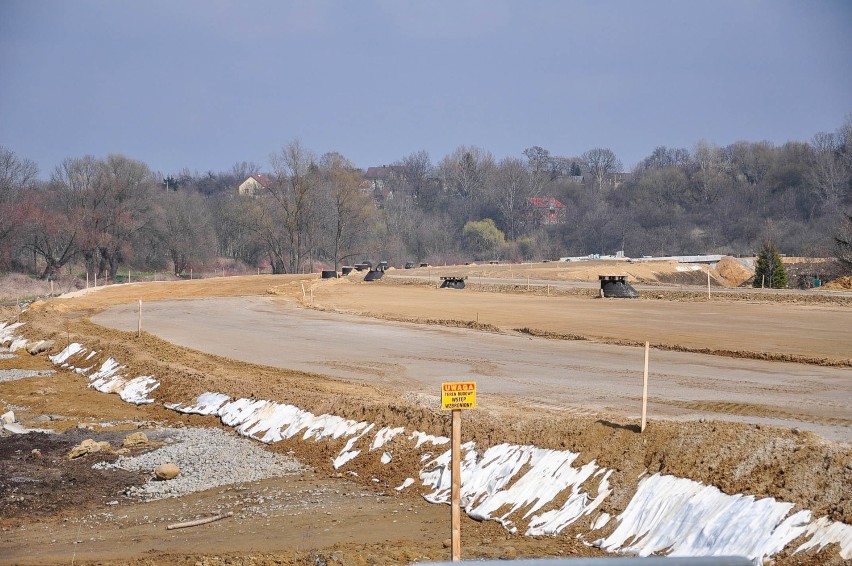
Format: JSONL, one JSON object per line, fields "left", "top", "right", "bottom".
{"left": 441, "top": 381, "right": 477, "bottom": 562}
{"left": 707, "top": 269, "right": 711, "bottom": 300}
{"left": 641, "top": 341, "right": 649, "bottom": 432}
{"left": 137, "top": 300, "right": 142, "bottom": 338}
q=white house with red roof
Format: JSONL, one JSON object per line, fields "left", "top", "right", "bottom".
{"left": 238, "top": 174, "right": 273, "bottom": 197}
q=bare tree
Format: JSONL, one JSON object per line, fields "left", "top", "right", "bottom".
{"left": 582, "top": 148, "right": 622, "bottom": 191}
{"left": 318, "top": 152, "right": 375, "bottom": 269}
{"left": 494, "top": 157, "right": 530, "bottom": 240}
{"left": 268, "top": 141, "right": 320, "bottom": 273}
{"left": 155, "top": 189, "right": 217, "bottom": 276}
{"left": 0, "top": 146, "right": 39, "bottom": 265}
{"left": 522, "top": 146, "right": 553, "bottom": 196}
{"left": 439, "top": 146, "right": 495, "bottom": 223}
{"left": 23, "top": 186, "right": 80, "bottom": 279}
{"left": 808, "top": 132, "right": 850, "bottom": 215}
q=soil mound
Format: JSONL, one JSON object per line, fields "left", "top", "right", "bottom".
{"left": 715, "top": 256, "right": 753, "bottom": 287}
{"left": 824, "top": 275, "right": 852, "bottom": 290}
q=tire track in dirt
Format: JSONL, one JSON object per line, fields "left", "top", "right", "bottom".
{"left": 660, "top": 398, "right": 852, "bottom": 428}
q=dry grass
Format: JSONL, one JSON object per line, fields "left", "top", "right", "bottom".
{"left": 0, "top": 273, "right": 85, "bottom": 304}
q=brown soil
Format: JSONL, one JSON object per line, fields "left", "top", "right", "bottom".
{"left": 1, "top": 268, "right": 850, "bottom": 565}
{"left": 715, "top": 256, "right": 754, "bottom": 287}
{"left": 825, "top": 275, "right": 852, "bottom": 290}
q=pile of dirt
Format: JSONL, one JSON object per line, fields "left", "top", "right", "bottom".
{"left": 715, "top": 256, "right": 754, "bottom": 287}
{"left": 823, "top": 275, "right": 852, "bottom": 290}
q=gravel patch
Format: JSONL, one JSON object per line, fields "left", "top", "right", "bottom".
{"left": 93, "top": 427, "right": 304, "bottom": 500}
{"left": 0, "top": 368, "right": 55, "bottom": 382}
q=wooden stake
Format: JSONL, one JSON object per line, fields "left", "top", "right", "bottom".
{"left": 94, "top": 273, "right": 97, "bottom": 287}
{"left": 641, "top": 341, "right": 649, "bottom": 432}
{"left": 451, "top": 408, "right": 461, "bottom": 562}
{"left": 50, "top": 280, "right": 54, "bottom": 295}
{"left": 707, "top": 269, "right": 711, "bottom": 299}
{"left": 137, "top": 300, "right": 142, "bottom": 338}
{"left": 301, "top": 283, "right": 306, "bottom": 300}
{"left": 86, "top": 272, "right": 89, "bottom": 289}
{"left": 190, "top": 268, "right": 193, "bottom": 280}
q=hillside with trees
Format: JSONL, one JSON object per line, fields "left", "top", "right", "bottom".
{"left": 1, "top": 116, "right": 850, "bottom": 284}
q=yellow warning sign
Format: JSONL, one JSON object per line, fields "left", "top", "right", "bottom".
{"left": 441, "top": 381, "right": 477, "bottom": 410}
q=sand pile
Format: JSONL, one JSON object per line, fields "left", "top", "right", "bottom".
{"left": 823, "top": 275, "right": 852, "bottom": 290}
{"left": 715, "top": 256, "right": 754, "bottom": 287}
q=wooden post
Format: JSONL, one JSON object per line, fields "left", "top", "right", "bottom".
{"left": 451, "top": 408, "right": 461, "bottom": 562}
{"left": 257, "top": 267, "right": 260, "bottom": 276}
{"left": 641, "top": 341, "right": 649, "bottom": 432}
{"left": 50, "top": 280, "right": 54, "bottom": 295}
{"left": 94, "top": 272, "right": 97, "bottom": 287}
{"left": 86, "top": 272, "right": 89, "bottom": 289}
{"left": 128, "top": 269, "right": 131, "bottom": 284}
{"left": 301, "top": 283, "right": 306, "bottom": 300}
{"left": 527, "top": 275, "right": 530, "bottom": 290}
{"left": 762, "top": 275, "right": 765, "bottom": 289}
{"left": 547, "top": 284, "right": 550, "bottom": 296}
{"left": 137, "top": 300, "right": 142, "bottom": 338}
{"left": 707, "top": 269, "right": 711, "bottom": 299}
{"left": 190, "top": 268, "right": 193, "bottom": 280}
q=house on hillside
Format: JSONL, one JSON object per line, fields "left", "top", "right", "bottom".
{"left": 238, "top": 174, "right": 273, "bottom": 197}
{"left": 364, "top": 165, "right": 406, "bottom": 204}
{"left": 526, "top": 197, "right": 567, "bottom": 225}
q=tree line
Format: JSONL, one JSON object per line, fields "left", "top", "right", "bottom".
{"left": 1, "top": 117, "right": 850, "bottom": 280}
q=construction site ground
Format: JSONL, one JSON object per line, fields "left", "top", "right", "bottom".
{"left": 1, "top": 260, "right": 850, "bottom": 565}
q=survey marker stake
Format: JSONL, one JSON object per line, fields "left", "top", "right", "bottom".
{"left": 641, "top": 341, "right": 649, "bottom": 432}
{"left": 441, "top": 381, "right": 477, "bottom": 562}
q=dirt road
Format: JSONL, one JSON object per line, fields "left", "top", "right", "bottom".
{"left": 92, "top": 294, "right": 852, "bottom": 441}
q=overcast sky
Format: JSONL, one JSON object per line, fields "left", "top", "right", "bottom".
{"left": 1, "top": 0, "right": 850, "bottom": 178}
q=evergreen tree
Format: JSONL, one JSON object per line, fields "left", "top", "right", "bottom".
{"left": 753, "top": 241, "right": 788, "bottom": 288}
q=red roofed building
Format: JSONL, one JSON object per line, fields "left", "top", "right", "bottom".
{"left": 238, "top": 174, "right": 274, "bottom": 197}
{"left": 526, "top": 197, "right": 567, "bottom": 225}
